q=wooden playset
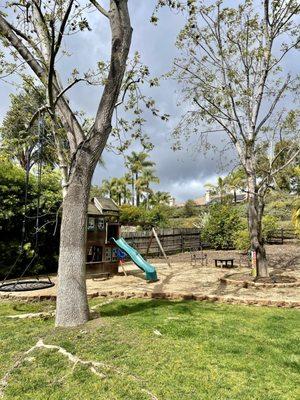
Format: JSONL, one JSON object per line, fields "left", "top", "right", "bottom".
{"left": 86, "top": 197, "right": 120, "bottom": 276}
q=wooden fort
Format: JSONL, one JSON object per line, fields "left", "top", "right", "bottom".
{"left": 86, "top": 197, "right": 120, "bottom": 275}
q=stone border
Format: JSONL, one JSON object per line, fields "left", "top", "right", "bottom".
{"left": 1, "top": 290, "right": 299, "bottom": 309}
{"left": 220, "top": 275, "right": 300, "bottom": 288}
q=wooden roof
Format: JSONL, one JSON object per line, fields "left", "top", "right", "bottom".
{"left": 87, "top": 197, "right": 119, "bottom": 216}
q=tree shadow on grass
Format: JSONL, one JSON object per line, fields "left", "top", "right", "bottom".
{"left": 98, "top": 298, "right": 224, "bottom": 318}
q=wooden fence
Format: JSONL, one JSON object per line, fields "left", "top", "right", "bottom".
{"left": 122, "top": 228, "right": 201, "bottom": 256}
{"left": 121, "top": 227, "right": 298, "bottom": 256}
{"left": 266, "top": 228, "right": 298, "bottom": 244}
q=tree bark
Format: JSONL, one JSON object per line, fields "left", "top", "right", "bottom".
{"left": 131, "top": 174, "right": 135, "bottom": 205}
{"left": 55, "top": 150, "right": 92, "bottom": 327}
{"left": 136, "top": 172, "right": 140, "bottom": 206}
{"left": 0, "top": 0, "right": 132, "bottom": 327}
{"left": 55, "top": 0, "right": 132, "bottom": 326}
{"left": 247, "top": 173, "right": 268, "bottom": 278}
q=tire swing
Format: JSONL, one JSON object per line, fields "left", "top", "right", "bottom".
{"left": 0, "top": 116, "right": 55, "bottom": 293}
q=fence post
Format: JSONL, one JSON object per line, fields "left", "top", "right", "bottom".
{"left": 181, "top": 232, "right": 184, "bottom": 253}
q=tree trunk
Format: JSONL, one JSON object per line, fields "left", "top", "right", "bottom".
{"left": 131, "top": 174, "right": 135, "bottom": 205}
{"left": 247, "top": 173, "right": 268, "bottom": 278}
{"left": 55, "top": 155, "right": 92, "bottom": 327}
{"left": 136, "top": 172, "right": 140, "bottom": 206}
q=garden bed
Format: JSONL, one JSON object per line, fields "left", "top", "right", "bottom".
{"left": 220, "top": 272, "right": 299, "bottom": 288}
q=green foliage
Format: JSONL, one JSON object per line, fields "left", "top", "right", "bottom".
{"left": 265, "top": 192, "right": 297, "bottom": 223}
{"left": 97, "top": 151, "right": 171, "bottom": 209}
{"left": 234, "top": 229, "right": 251, "bottom": 251}
{"left": 202, "top": 204, "right": 244, "bottom": 249}
{"left": 0, "top": 157, "right": 61, "bottom": 279}
{"left": 0, "top": 78, "right": 57, "bottom": 169}
{"left": 120, "top": 204, "right": 169, "bottom": 229}
{"left": 119, "top": 205, "right": 143, "bottom": 226}
{"left": 262, "top": 215, "right": 279, "bottom": 240}
{"left": 140, "top": 205, "right": 169, "bottom": 229}
{"left": 183, "top": 199, "right": 198, "bottom": 217}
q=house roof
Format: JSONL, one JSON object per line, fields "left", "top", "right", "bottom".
{"left": 194, "top": 196, "right": 206, "bottom": 206}
{"left": 88, "top": 197, "right": 119, "bottom": 216}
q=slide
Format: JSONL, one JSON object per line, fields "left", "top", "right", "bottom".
{"left": 112, "top": 237, "right": 158, "bottom": 282}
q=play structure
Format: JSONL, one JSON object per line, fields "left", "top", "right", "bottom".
{"left": 112, "top": 237, "right": 158, "bottom": 281}
{"left": 86, "top": 197, "right": 158, "bottom": 282}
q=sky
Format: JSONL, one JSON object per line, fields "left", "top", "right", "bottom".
{"left": 0, "top": 1, "right": 297, "bottom": 202}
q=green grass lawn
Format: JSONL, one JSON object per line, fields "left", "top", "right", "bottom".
{"left": 0, "top": 299, "right": 299, "bottom": 400}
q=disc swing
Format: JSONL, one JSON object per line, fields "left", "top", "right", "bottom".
{"left": 0, "top": 115, "right": 55, "bottom": 292}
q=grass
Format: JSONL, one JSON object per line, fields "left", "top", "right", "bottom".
{"left": 0, "top": 299, "right": 299, "bottom": 400}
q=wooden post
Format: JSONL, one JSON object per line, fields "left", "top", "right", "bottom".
{"left": 119, "top": 260, "right": 127, "bottom": 276}
{"left": 181, "top": 232, "right": 184, "bottom": 253}
{"left": 146, "top": 230, "right": 154, "bottom": 258}
{"left": 152, "top": 228, "right": 171, "bottom": 268}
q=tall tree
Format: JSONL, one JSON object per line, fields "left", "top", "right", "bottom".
{"left": 119, "top": 175, "right": 132, "bottom": 204}
{"left": 0, "top": 0, "right": 132, "bottom": 326}
{"left": 166, "top": 0, "right": 300, "bottom": 277}
{"left": 0, "top": 79, "right": 56, "bottom": 170}
{"left": 149, "top": 190, "right": 172, "bottom": 206}
{"left": 136, "top": 168, "right": 160, "bottom": 208}
{"left": 126, "top": 151, "right": 155, "bottom": 205}
{"left": 204, "top": 176, "right": 227, "bottom": 204}
{"left": 224, "top": 168, "right": 247, "bottom": 203}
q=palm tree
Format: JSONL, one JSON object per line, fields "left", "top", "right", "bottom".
{"left": 110, "top": 177, "right": 123, "bottom": 205}
{"left": 204, "top": 176, "right": 227, "bottom": 204}
{"left": 149, "top": 191, "right": 172, "bottom": 207}
{"left": 224, "top": 168, "right": 247, "bottom": 203}
{"left": 100, "top": 178, "right": 112, "bottom": 198}
{"left": 126, "top": 151, "right": 155, "bottom": 206}
{"left": 137, "top": 168, "right": 160, "bottom": 209}
{"left": 118, "top": 176, "right": 132, "bottom": 205}
{"left": 100, "top": 178, "right": 118, "bottom": 203}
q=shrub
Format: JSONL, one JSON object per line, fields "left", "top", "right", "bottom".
{"left": 262, "top": 215, "right": 279, "bottom": 240}
{"left": 234, "top": 229, "right": 251, "bottom": 251}
{"left": 292, "top": 202, "right": 300, "bottom": 237}
{"left": 140, "top": 206, "right": 168, "bottom": 229}
{"left": 120, "top": 205, "right": 169, "bottom": 229}
{"left": 119, "top": 205, "right": 143, "bottom": 226}
{"left": 202, "top": 204, "right": 243, "bottom": 249}
{"left": 0, "top": 157, "right": 61, "bottom": 279}
{"left": 184, "top": 200, "right": 198, "bottom": 217}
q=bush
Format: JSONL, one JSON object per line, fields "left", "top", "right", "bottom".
{"left": 120, "top": 205, "right": 169, "bottom": 229}
{"left": 234, "top": 229, "right": 250, "bottom": 251}
{"left": 262, "top": 215, "right": 279, "bottom": 240}
{"left": 0, "top": 157, "right": 61, "bottom": 279}
{"left": 119, "top": 205, "right": 143, "bottom": 226}
{"left": 202, "top": 204, "right": 244, "bottom": 249}
{"left": 183, "top": 200, "right": 198, "bottom": 217}
{"left": 140, "top": 206, "right": 168, "bottom": 229}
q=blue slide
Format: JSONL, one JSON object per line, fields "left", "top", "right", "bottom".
{"left": 112, "top": 237, "right": 158, "bottom": 282}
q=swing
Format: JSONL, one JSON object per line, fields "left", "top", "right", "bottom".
{"left": 0, "top": 115, "right": 55, "bottom": 292}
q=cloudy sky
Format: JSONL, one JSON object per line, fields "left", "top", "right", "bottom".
{"left": 0, "top": 1, "right": 297, "bottom": 202}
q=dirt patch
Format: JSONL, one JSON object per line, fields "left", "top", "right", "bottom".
{"left": 1, "top": 242, "right": 300, "bottom": 308}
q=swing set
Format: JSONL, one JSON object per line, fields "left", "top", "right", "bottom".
{"left": 0, "top": 115, "right": 55, "bottom": 292}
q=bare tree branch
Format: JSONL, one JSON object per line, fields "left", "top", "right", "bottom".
{"left": 255, "top": 75, "right": 291, "bottom": 135}
{"left": 90, "top": 0, "right": 110, "bottom": 18}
